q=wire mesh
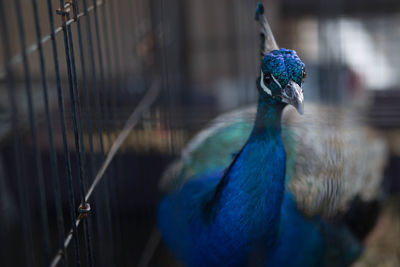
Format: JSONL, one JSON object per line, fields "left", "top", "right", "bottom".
{"left": 0, "top": 0, "right": 162, "bottom": 266}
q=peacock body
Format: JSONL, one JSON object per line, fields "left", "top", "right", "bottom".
{"left": 157, "top": 3, "right": 387, "bottom": 267}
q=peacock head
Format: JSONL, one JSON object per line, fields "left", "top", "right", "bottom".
{"left": 255, "top": 2, "right": 305, "bottom": 114}
{"left": 259, "top": 48, "right": 305, "bottom": 114}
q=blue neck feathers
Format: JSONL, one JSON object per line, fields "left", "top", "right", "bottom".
{"left": 205, "top": 95, "right": 287, "bottom": 247}
{"left": 253, "top": 94, "right": 285, "bottom": 134}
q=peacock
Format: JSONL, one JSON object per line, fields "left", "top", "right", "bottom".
{"left": 157, "top": 3, "right": 387, "bottom": 266}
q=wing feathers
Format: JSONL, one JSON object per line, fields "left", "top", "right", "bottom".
{"left": 160, "top": 104, "right": 388, "bottom": 217}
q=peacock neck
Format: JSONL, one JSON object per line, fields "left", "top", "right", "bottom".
{"left": 252, "top": 94, "right": 285, "bottom": 136}
{"left": 211, "top": 96, "right": 287, "bottom": 245}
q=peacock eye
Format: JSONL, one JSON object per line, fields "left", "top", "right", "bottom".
{"left": 263, "top": 72, "right": 272, "bottom": 84}
{"left": 302, "top": 69, "right": 307, "bottom": 81}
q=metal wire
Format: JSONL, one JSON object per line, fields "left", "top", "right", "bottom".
{"left": 107, "top": 1, "right": 132, "bottom": 264}
{"left": 1, "top": 1, "right": 160, "bottom": 266}
{"left": 46, "top": 0, "right": 81, "bottom": 264}
{"left": 0, "top": 3, "right": 34, "bottom": 266}
{"left": 31, "top": 0, "right": 66, "bottom": 265}
{"left": 77, "top": 0, "right": 110, "bottom": 264}
{"left": 0, "top": 1, "right": 104, "bottom": 80}
{"left": 71, "top": 0, "right": 96, "bottom": 265}
{"left": 81, "top": 0, "right": 115, "bottom": 264}
{"left": 50, "top": 80, "right": 160, "bottom": 267}
{"left": 99, "top": 2, "right": 123, "bottom": 265}
{"left": 137, "top": 227, "right": 161, "bottom": 267}
{"left": 57, "top": 0, "right": 85, "bottom": 265}
{"left": 90, "top": 0, "right": 117, "bottom": 264}
{"left": 14, "top": 0, "right": 51, "bottom": 264}
{"left": 67, "top": 1, "right": 95, "bottom": 265}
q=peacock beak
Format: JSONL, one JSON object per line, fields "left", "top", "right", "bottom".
{"left": 281, "top": 80, "right": 304, "bottom": 115}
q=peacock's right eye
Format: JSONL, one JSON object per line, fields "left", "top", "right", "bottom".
{"left": 263, "top": 72, "right": 272, "bottom": 84}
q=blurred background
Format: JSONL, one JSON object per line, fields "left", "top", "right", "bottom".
{"left": 0, "top": 0, "right": 399, "bottom": 266}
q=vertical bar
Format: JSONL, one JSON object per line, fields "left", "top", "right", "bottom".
{"left": 63, "top": 2, "right": 87, "bottom": 215}
{"left": 109, "top": 0, "right": 125, "bottom": 126}
{"left": 100, "top": 2, "right": 125, "bottom": 264}
{"left": 74, "top": 5, "right": 99, "bottom": 265}
{"left": 0, "top": 3, "right": 33, "bottom": 266}
{"left": 158, "top": 0, "right": 176, "bottom": 154}
{"left": 61, "top": 1, "right": 94, "bottom": 265}
{"left": 95, "top": 12, "right": 119, "bottom": 255}
{"left": 106, "top": 0, "right": 123, "bottom": 127}
{"left": 115, "top": 0, "right": 132, "bottom": 103}
{"left": 70, "top": 1, "right": 95, "bottom": 266}
{"left": 79, "top": 1, "right": 107, "bottom": 264}
{"left": 46, "top": 0, "right": 81, "bottom": 265}
{"left": 57, "top": 0, "right": 84, "bottom": 265}
{"left": 14, "top": 0, "right": 51, "bottom": 264}
{"left": 31, "top": 1, "right": 66, "bottom": 266}
{"left": 108, "top": 0, "right": 136, "bottom": 263}
{"left": 98, "top": 1, "right": 113, "bottom": 149}
{"left": 89, "top": 0, "right": 109, "bottom": 154}
{"left": 81, "top": 0, "right": 105, "bottom": 157}
{"left": 81, "top": 0, "right": 114, "bottom": 265}
{"left": 88, "top": 0, "right": 116, "bottom": 264}
{"left": 72, "top": 0, "right": 96, "bottom": 192}
{"left": 113, "top": 1, "right": 139, "bottom": 263}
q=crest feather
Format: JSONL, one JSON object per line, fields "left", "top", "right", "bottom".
{"left": 255, "top": 2, "right": 279, "bottom": 58}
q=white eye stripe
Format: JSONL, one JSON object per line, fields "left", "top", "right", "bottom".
{"left": 260, "top": 71, "right": 283, "bottom": 96}
{"left": 260, "top": 71, "right": 272, "bottom": 96}
{"left": 271, "top": 74, "right": 282, "bottom": 89}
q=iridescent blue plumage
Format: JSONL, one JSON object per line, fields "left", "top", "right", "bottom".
{"left": 156, "top": 3, "right": 377, "bottom": 266}
{"left": 262, "top": 49, "right": 305, "bottom": 89}
{"left": 158, "top": 93, "right": 289, "bottom": 266}
{"left": 157, "top": 46, "right": 334, "bottom": 265}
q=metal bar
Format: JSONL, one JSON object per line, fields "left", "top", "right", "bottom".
{"left": 61, "top": 3, "right": 94, "bottom": 266}
{"left": 0, "top": 1, "right": 104, "bottom": 80}
{"left": 103, "top": 1, "right": 121, "bottom": 117}
{"left": 14, "top": 0, "right": 51, "bottom": 264}
{"left": 50, "top": 81, "right": 160, "bottom": 267}
{"left": 63, "top": 1, "right": 88, "bottom": 212}
{"left": 158, "top": 0, "right": 175, "bottom": 154}
{"left": 80, "top": 0, "right": 109, "bottom": 264}
{"left": 99, "top": 2, "right": 125, "bottom": 264}
{"left": 100, "top": 0, "right": 114, "bottom": 147}
{"left": 74, "top": 8, "right": 96, "bottom": 243}
{"left": 89, "top": 0, "right": 115, "bottom": 264}
{"left": 71, "top": 1, "right": 97, "bottom": 266}
{"left": 112, "top": 1, "right": 141, "bottom": 263}
{"left": 80, "top": 0, "right": 100, "bottom": 182}
{"left": 46, "top": 0, "right": 80, "bottom": 265}
{"left": 31, "top": 0, "right": 66, "bottom": 265}
{"left": 57, "top": 0, "right": 84, "bottom": 265}
{"left": 69, "top": 1, "right": 95, "bottom": 265}
{"left": 107, "top": 0, "right": 123, "bottom": 119}
{"left": 137, "top": 1, "right": 166, "bottom": 265}
{"left": 74, "top": 0, "right": 96, "bottom": 193}
{"left": 104, "top": 1, "right": 126, "bottom": 263}
{"left": 0, "top": 3, "right": 33, "bottom": 266}
{"left": 89, "top": 0, "right": 107, "bottom": 155}
{"left": 117, "top": 0, "right": 134, "bottom": 102}
{"left": 79, "top": 0, "right": 108, "bottom": 264}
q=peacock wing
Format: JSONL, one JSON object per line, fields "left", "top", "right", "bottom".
{"left": 160, "top": 103, "right": 388, "bottom": 219}
{"left": 283, "top": 104, "right": 388, "bottom": 218}
{"left": 159, "top": 106, "right": 256, "bottom": 192}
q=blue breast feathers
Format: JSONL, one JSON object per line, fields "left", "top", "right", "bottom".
{"left": 157, "top": 102, "right": 290, "bottom": 266}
